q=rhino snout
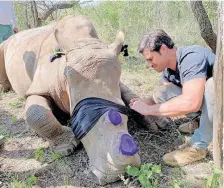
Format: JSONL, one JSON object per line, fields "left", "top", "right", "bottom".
{"left": 88, "top": 166, "right": 124, "bottom": 186}
{"left": 81, "top": 111, "right": 141, "bottom": 185}
{"left": 88, "top": 133, "right": 141, "bottom": 185}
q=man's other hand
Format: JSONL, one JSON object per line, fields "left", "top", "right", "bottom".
{"left": 129, "top": 99, "right": 149, "bottom": 115}
{"left": 13, "top": 27, "right": 19, "bottom": 33}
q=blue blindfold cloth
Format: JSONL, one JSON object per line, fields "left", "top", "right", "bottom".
{"left": 71, "top": 97, "right": 142, "bottom": 140}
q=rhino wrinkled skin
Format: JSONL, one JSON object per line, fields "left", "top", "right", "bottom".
{"left": 0, "top": 16, "right": 140, "bottom": 185}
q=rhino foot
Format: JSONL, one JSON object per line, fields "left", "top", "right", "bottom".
{"left": 155, "top": 117, "right": 170, "bottom": 129}
{"left": 49, "top": 126, "right": 80, "bottom": 156}
{"left": 142, "top": 116, "right": 170, "bottom": 131}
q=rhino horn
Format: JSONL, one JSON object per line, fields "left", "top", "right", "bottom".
{"left": 108, "top": 31, "right": 125, "bottom": 56}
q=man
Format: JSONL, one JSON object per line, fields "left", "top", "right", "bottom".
{"left": 0, "top": 1, "right": 18, "bottom": 43}
{"left": 130, "top": 29, "right": 215, "bottom": 166}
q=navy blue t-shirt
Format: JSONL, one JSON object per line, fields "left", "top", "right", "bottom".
{"left": 162, "top": 45, "right": 216, "bottom": 87}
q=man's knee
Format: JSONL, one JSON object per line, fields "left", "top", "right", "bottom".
{"left": 204, "top": 78, "right": 214, "bottom": 107}
{"left": 205, "top": 78, "right": 214, "bottom": 97}
{"left": 153, "top": 84, "right": 182, "bottom": 104}
{"left": 153, "top": 85, "right": 169, "bottom": 103}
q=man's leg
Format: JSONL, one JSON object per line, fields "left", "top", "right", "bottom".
{"left": 153, "top": 83, "right": 182, "bottom": 104}
{"left": 153, "top": 83, "right": 200, "bottom": 131}
{"left": 190, "top": 78, "right": 214, "bottom": 148}
{"left": 163, "top": 78, "right": 214, "bottom": 166}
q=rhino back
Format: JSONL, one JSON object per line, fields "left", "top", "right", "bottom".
{"left": 4, "top": 16, "right": 101, "bottom": 113}
{"left": 4, "top": 22, "right": 57, "bottom": 98}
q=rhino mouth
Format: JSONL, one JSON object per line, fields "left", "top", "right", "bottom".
{"left": 86, "top": 133, "right": 140, "bottom": 185}
{"left": 88, "top": 166, "right": 125, "bottom": 185}
{"left": 88, "top": 149, "right": 141, "bottom": 186}
{"left": 71, "top": 97, "right": 141, "bottom": 140}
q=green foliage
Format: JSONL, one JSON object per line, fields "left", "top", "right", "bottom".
{"left": 11, "top": 115, "right": 18, "bottom": 124}
{"left": 168, "top": 167, "right": 185, "bottom": 188}
{"left": 122, "top": 163, "right": 162, "bottom": 188}
{"left": 64, "top": 176, "right": 69, "bottom": 188}
{"left": 50, "top": 152, "right": 63, "bottom": 160}
{"left": 8, "top": 99, "right": 24, "bottom": 108}
{"left": 10, "top": 177, "right": 27, "bottom": 188}
{"left": 26, "top": 176, "right": 37, "bottom": 188}
{"left": 33, "top": 148, "right": 45, "bottom": 162}
{"left": 206, "top": 166, "right": 221, "bottom": 188}
{"left": 14, "top": 1, "right": 217, "bottom": 56}
{"left": 29, "top": 148, "right": 63, "bottom": 163}
{"left": 169, "top": 178, "right": 181, "bottom": 188}
{"left": 10, "top": 176, "right": 37, "bottom": 188}
{"left": 0, "top": 134, "right": 4, "bottom": 140}
{"left": 71, "top": 1, "right": 216, "bottom": 55}
{"left": 203, "top": 1, "right": 218, "bottom": 24}
{"left": 0, "top": 127, "right": 10, "bottom": 139}
{"left": 13, "top": 1, "right": 27, "bottom": 30}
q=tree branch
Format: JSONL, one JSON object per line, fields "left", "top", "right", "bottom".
{"left": 190, "top": 1, "right": 217, "bottom": 53}
{"left": 38, "top": 2, "right": 78, "bottom": 20}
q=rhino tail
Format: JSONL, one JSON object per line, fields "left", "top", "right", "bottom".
{"left": 0, "top": 41, "right": 12, "bottom": 92}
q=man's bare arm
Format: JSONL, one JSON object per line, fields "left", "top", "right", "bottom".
{"left": 130, "top": 78, "right": 206, "bottom": 117}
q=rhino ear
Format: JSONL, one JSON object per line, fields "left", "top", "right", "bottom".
{"left": 54, "top": 28, "right": 70, "bottom": 51}
{"left": 108, "top": 31, "right": 125, "bottom": 56}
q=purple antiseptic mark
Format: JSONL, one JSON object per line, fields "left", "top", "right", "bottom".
{"left": 108, "top": 109, "right": 122, "bottom": 126}
{"left": 119, "top": 134, "right": 138, "bottom": 156}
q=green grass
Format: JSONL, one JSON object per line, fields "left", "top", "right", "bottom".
{"left": 10, "top": 176, "right": 37, "bottom": 188}
{"left": 121, "top": 58, "right": 161, "bottom": 96}
{"left": 8, "top": 99, "right": 25, "bottom": 108}
{"left": 0, "top": 126, "right": 11, "bottom": 139}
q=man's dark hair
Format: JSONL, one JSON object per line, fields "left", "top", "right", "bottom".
{"left": 138, "top": 29, "right": 175, "bottom": 53}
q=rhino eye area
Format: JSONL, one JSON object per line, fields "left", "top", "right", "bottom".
{"left": 119, "top": 134, "right": 138, "bottom": 156}
{"left": 108, "top": 109, "right": 122, "bottom": 126}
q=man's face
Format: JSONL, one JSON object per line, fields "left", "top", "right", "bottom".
{"left": 142, "top": 46, "right": 168, "bottom": 72}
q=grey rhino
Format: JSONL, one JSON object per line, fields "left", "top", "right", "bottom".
{"left": 0, "top": 15, "right": 141, "bottom": 185}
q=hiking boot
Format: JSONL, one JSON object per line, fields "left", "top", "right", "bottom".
{"left": 178, "top": 120, "right": 199, "bottom": 134}
{"left": 163, "top": 144, "right": 207, "bottom": 166}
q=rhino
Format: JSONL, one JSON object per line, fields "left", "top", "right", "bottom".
{"left": 0, "top": 15, "right": 169, "bottom": 185}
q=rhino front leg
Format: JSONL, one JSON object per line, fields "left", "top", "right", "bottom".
{"left": 25, "top": 95, "right": 79, "bottom": 156}
{"left": 120, "top": 82, "right": 170, "bottom": 131}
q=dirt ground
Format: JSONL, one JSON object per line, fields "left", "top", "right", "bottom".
{"left": 0, "top": 59, "right": 212, "bottom": 188}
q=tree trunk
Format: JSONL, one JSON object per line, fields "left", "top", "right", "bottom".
{"left": 31, "top": 1, "right": 41, "bottom": 27}
{"left": 190, "top": 1, "right": 217, "bottom": 53}
{"left": 213, "top": 1, "right": 223, "bottom": 186}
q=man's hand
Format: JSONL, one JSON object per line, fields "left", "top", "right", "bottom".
{"left": 129, "top": 99, "right": 150, "bottom": 116}
{"left": 141, "top": 96, "right": 155, "bottom": 105}
{"left": 13, "top": 27, "right": 19, "bottom": 33}
{"left": 130, "top": 96, "right": 155, "bottom": 106}
{"left": 129, "top": 98, "right": 139, "bottom": 107}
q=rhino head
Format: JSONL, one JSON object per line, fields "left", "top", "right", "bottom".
{"left": 55, "top": 17, "right": 141, "bottom": 185}
{"left": 81, "top": 109, "right": 141, "bottom": 185}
